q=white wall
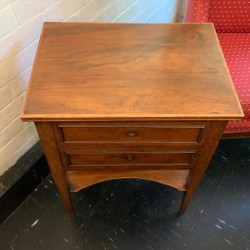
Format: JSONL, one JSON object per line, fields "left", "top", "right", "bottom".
{"left": 0, "top": 0, "right": 181, "bottom": 175}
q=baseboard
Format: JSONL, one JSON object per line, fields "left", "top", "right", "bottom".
{"left": 0, "top": 142, "right": 50, "bottom": 225}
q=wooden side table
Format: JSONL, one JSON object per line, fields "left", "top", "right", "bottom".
{"left": 20, "top": 23, "right": 243, "bottom": 214}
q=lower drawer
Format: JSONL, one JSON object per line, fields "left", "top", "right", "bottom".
{"left": 60, "top": 149, "right": 196, "bottom": 168}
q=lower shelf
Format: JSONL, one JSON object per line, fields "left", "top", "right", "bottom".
{"left": 66, "top": 169, "right": 189, "bottom": 192}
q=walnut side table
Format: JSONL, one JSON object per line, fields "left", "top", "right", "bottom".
{"left": 20, "top": 23, "right": 243, "bottom": 214}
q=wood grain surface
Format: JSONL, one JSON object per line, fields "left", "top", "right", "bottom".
{"left": 67, "top": 169, "right": 189, "bottom": 192}
{"left": 20, "top": 23, "right": 244, "bottom": 215}
{"left": 53, "top": 121, "right": 207, "bottom": 144}
{"left": 20, "top": 22, "right": 243, "bottom": 121}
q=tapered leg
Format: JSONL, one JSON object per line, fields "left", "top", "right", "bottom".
{"left": 35, "top": 122, "right": 74, "bottom": 214}
{"left": 179, "top": 121, "right": 228, "bottom": 215}
{"left": 179, "top": 170, "right": 204, "bottom": 214}
{"left": 179, "top": 191, "right": 191, "bottom": 215}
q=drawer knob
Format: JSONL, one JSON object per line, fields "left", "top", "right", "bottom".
{"left": 126, "top": 130, "right": 137, "bottom": 137}
{"left": 125, "top": 154, "right": 135, "bottom": 161}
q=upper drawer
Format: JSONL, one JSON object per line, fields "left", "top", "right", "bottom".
{"left": 53, "top": 121, "right": 207, "bottom": 144}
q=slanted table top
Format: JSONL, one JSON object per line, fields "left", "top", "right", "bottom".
{"left": 21, "top": 22, "right": 243, "bottom": 121}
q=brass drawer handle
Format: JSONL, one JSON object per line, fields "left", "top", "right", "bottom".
{"left": 125, "top": 154, "right": 135, "bottom": 161}
{"left": 126, "top": 130, "right": 137, "bottom": 137}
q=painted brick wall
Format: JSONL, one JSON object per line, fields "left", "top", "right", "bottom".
{"left": 0, "top": 0, "right": 182, "bottom": 175}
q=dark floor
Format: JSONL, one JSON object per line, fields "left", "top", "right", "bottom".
{"left": 1, "top": 139, "right": 250, "bottom": 250}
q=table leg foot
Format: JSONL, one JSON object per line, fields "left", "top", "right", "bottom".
{"left": 179, "top": 191, "right": 190, "bottom": 215}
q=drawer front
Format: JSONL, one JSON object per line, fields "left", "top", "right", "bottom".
{"left": 61, "top": 149, "right": 196, "bottom": 168}
{"left": 54, "top": 122, "right": 207, "bottom": 144}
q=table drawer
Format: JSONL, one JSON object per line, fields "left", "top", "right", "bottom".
{"left": 54, "top": 122, "right": 207, "bottom": 144}
{"left": 61, "top": 149, "right": 196, "bottom": 168}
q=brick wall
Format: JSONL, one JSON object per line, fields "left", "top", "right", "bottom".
{"left": 0, "top": 0, "right": 182, "bottom": 175}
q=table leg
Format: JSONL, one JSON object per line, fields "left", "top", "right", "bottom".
{"left": 35, "top": 122, "right": 74, "bottom": 214}
{"left": 179, "top": 191, "right": 192, "bottom": 215}
{"left": 179, "top": 121, "right": 227, "bottom": 214}
{"left": 179, "top": 170, "right": 204, "bottom": 214}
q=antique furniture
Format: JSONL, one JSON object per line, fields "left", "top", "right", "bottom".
{"left": 184, "top": 0, "right": 250, "bottom": 138}
{"left": 20, "top": 23, "right": 243, "bottom": 214}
